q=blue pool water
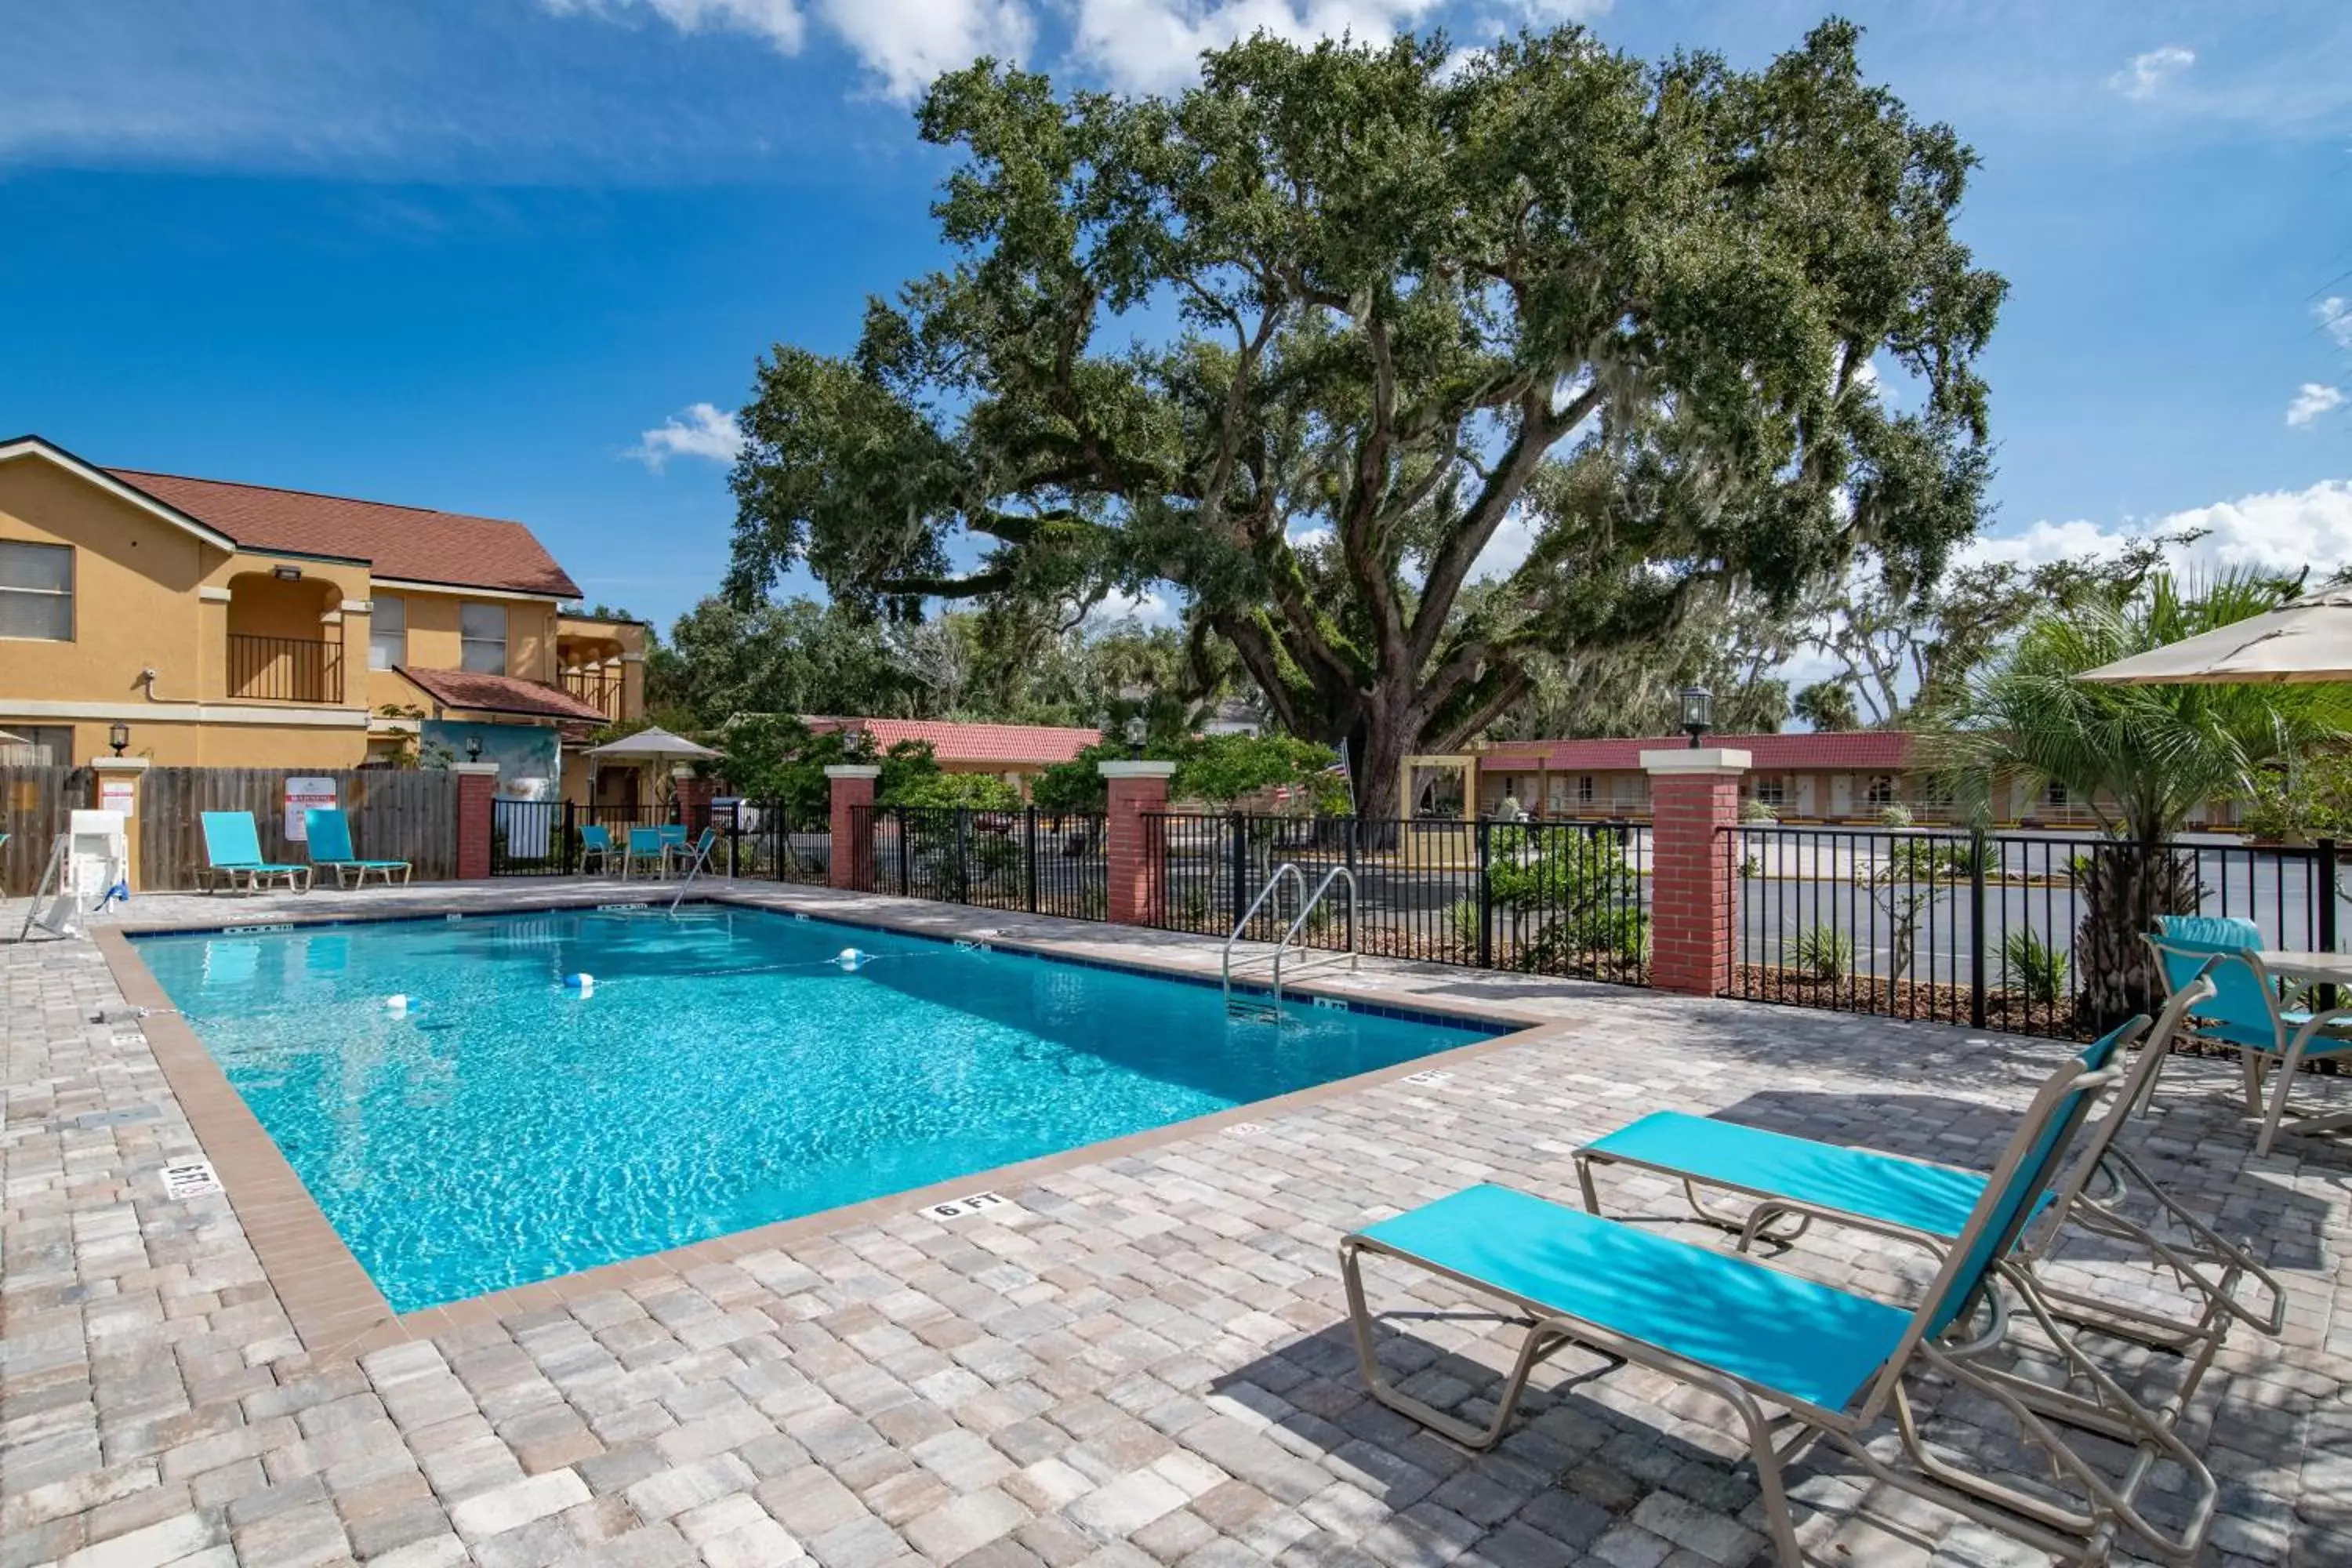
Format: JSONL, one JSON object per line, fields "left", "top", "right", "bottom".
{"left": 135, "top": 905, "right": 1496, "bottom": 1311}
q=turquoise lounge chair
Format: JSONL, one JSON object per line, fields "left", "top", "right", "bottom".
{"left": 667, "top": 825, "right": 717, "bottom": 879}
{"left": 578, "top": 824, "right": 616, "bottom": 876}
{"left": 1342, "top": 1052, "right": 2216, "bottom": 1566}
{"left": 303, "top": 808, "right": 411, "bottom": 888}
{"left": 201, "top": 811, "right": 310, "bottom": 894}
{"left": 2147, "top": 915, "right": 2352, "bottom": 1155}
{"left": 1571, "top": 968, "right": 2281, "bottom": 1409}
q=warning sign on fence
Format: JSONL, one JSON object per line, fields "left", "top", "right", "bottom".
{"left": 284, "top": 778, "right": 336, "bottom": 840}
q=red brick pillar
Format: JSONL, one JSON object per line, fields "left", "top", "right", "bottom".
{"left": 1642, "top": 748, "right": 1750, "bottom": 996}
{"left": 673, "top": 768, "right": 715, "bottom": 830}
{"left": 1101, "top": 761, "right": 1176, "bottom": 927}
{"left": 826, "top": 765, "right": 880, "bottom": 891}
{"left": 455, "top": 763, "right": 500, "bottom": 880}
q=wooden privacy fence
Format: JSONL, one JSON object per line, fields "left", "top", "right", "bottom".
{"left": 1, "top": 766, "right": 94, "bottom": 896}
{"left": 139, "top": 768, "right": 461, "bottom": 889}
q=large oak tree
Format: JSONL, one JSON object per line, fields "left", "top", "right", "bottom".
{"left": 727, "top": 20, "right": 2003, "bottom": 817}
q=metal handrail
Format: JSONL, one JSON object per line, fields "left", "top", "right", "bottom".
{"left": 1222, "top": 862, "right": 1359, "bottom": 1022}
{"left": 1223, "top": 862, "right": 1305, "bottom": 1014}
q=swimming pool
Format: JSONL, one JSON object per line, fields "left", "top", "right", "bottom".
{"left": 136, "top": 904, "right": 1501, "bottom": 1311}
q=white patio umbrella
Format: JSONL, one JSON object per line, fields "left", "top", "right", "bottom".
{"left": 2077, "top": 586, "right": 2352, "bottom": 685}
{"left": 582, "top": 728, "right": 721, "bottom": 815}
{"left": 581, "top": 727, "right": 722, "bottom": 762}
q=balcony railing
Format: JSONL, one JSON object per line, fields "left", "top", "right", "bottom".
{"left": 562, "top": 666, "right": 625, "bottom": 720}
{"left": 228, "top": 634, "right": 343, "bottom": 704}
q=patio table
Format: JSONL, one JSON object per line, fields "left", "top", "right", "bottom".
{"left": 2259, "top": 950, "right": 2352, "bottom": 987}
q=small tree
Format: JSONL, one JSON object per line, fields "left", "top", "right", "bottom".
{"left": 1930, "top": 570, "right": 2350, "bottom": 1025}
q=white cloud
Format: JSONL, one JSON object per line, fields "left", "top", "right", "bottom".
{"left": 626, "top": 402, "right": 745, "bottom": 469}
{"left": 547, "top": 0, "right": 1029, "bottom": 96}
{"left": 2287, "top": 383, "right": 2345, "bottom": 429}
{"left": 2108, "top": 44, "right": 2194, "bottom": 100}
{"left": 1090, "top": 584, "right": 1178, "bottom": 624}
{"left": 2320, "top": 297, "right": 2352, "bottom": 353}
{"left": 812, "top": 0, "right": 1033, "bottom": 99}
{"left": 542, "top": 0, "right": 807, "bottom": 54}
{"left": 1964, "top": 479, "right": 2352, "bottom": 579}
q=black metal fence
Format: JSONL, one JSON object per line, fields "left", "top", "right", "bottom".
{"left": 1152, "top": 815, "right": 1650, "bottom": 984}
{"left": 1722, "top": 826, "right": 2347, "bottom": 1039}
{"left": 489, "top": 798, "right": 830, "bottom": 885}
{"left": 862, "top": 806, "right": 1109, "bottom": 922}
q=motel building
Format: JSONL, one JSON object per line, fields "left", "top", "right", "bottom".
{"left": 0, "top": 435, "right": 646, "bottom": 802}
{"left": 1399, "top": 731, "right": 2243, "bottom": 832}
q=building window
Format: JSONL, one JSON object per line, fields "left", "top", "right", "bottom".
{"left": 1577, "top": 775, "right": 1595, "bottom": 805}
{"left": 0, "top": 724, "right": 74, "bottom": 765}
{"left": 2043, "top": 780, "right": 2070, "bottom": 808}
{"left": 0, "top": 540, "right": 73, "bottom": 641}
{"left": 1865, "top": 774, "right": 1897, "bottom": 808}
{"left": 1752, "top": 776, "right": 1787, "bottom": 808}
{"left": 369, "top": 594, "right": 405, "bottom": 670}
{"left": 460, "top": 603, "right": 507, "bottom": 675}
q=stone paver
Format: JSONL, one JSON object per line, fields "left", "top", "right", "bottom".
{"left": 5, "top": 877, "right": 2349, "bottom": 1568}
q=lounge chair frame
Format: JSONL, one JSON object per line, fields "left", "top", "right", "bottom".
{"left": 2146, "top": 931, "right": 2352, "bottom": 1156}
{"left": 200, "top": 812, "right": 311, "bottom": 895}
{"left": 1570, "top": 969, "right": 2281, "bottom": 1408}
{"left": 303, "top": 809, "right": 412, "bottom": 888}
{"left": 1342, "top": 1058, "right": 2220, "bottom": 1566}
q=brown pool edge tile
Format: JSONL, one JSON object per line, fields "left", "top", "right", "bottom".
{"left": 91, "top": 884, "right": 1579, "bottom": 1359}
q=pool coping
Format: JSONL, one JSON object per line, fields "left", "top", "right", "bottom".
{"left": 94, "top": 883, "right": 1582, "bottom": 1362}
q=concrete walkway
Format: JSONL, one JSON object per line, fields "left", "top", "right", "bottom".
{"left": 4, "top": 878, "right": 2347, "bottom": 1568}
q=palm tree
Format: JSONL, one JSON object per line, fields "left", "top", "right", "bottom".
{"left": 1929, "top": 570, "right": 2350, "bottom": 1026}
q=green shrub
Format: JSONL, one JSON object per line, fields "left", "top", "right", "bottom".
{"left": 1876, "top": 801, "right": 1915, "bottom": 829}
{"left": 2002, "top": 928, "right": 2071, "bottom": 1004}
{"left": 1738, "top": 797, "right": 1779, "bottom": 823}
{"left": 1792, "top": 924, "right": 1853, "bottom": 982}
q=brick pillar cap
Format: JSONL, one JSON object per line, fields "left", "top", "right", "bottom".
{"left": 88, "top": 757, "right": 151, "bottom": 772}
{"left": 1098, "top": 760, "right": 1178, "bottom": 779}
{"left": 1640, "top": 747, "right": 1752, "bottom": 775}
{"left": 824, "top": 764, "right": 883, "bottom": 779}
{"left": 452, "top": 761, "right": 501, "bottom": 776}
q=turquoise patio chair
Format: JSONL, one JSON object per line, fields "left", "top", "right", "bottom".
{"left": 1571, "top": 967, "right": 2281, "bottom": 1409}
{"left": 200, "top": 811, "right": 310, "bottom": 895}
{"left": 622, "top": 826, "right": 667, "bottom": 879}
{"left": 1341, "top": 1051, "right": 2216, "bottom": 1567}
{"left": 577, "top": 824, "right": 616, "bottom": 877}
{"left": 668, "top": 825, "right": 717, "bottom": 880}
{"left": 302, "top": 808, "right": 411, "bottom": 888}
{"left": 2147, "top": 914, "right": 2352, "bottom": 1156}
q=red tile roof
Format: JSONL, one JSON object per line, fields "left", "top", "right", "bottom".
{"left": 109, "top": 469, "right": 582, "bottom": 597}
{"left": 1482, "top": 731, "right": 1915, "bottom": 771}
{"left": 806, "top": 717, "right": 1103, "bottom": 767}
{"left": 399, "top": 666, "right": 611, "bottom": 722}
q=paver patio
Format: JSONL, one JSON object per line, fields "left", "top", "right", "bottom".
{"left": 4, "top": 879, "right": 2348, "bottom": 1568}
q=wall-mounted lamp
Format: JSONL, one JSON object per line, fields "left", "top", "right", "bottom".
{"left": 108, "top": 721, "right": 130, "bottom": 757}
{"left": 272, "top": 564, "right": 303, "bottom": 581}
{"left": 1679, "top": 686, "right": 1714, "bottom": 750}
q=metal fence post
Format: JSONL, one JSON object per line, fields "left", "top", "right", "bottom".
{"left": 1025, "top": 808, "right": 1039, "bottom": 913}
{"left": 895, "top": 807, "right": 910, "bottom": 896}
{"left": 561, "top": 799, "right": 577, "bottom": 877}
{"left": 727, "top": 800, "right": 741, "bottom": 879}
{"left": 1969, "top": 826, "right": 1988, "bottom": 1031}
{"left": 1475, "top": 818, "right": 1494, "bottom": 970}
{"left": 1229, "top": 813, "right": 1249, "bottom": 935}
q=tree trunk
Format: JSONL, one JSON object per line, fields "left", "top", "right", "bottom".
{"left": 2074, "top": 840, "right": 2201, "bottom": 1032}
{"left": 1347, "top": 705, "right": 1414, "bottom": 826}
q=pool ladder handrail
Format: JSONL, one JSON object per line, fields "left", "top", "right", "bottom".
{"left": 1222, "top": 862, "right": 1359, "bottom": 1022}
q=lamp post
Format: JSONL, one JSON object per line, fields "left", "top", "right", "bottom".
{"left": 1679, "top": 686, "right": 1714, "bottom": 750}
{"left": 1123, "top": 715, "right": 1148, "bottom": 759}
{"left": 465, "top": 735, "right": 483, "bottom": 764}
{"left": 108, "top": 721, "right": 130, "bottom": 757}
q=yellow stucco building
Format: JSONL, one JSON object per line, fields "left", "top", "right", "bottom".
{"left": 1, "top": 435, "right": 644, "bottom": 796}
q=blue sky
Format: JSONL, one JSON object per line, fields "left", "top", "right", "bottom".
{"left": 4, "top": 0, "right": 2349, "bottom": 640}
